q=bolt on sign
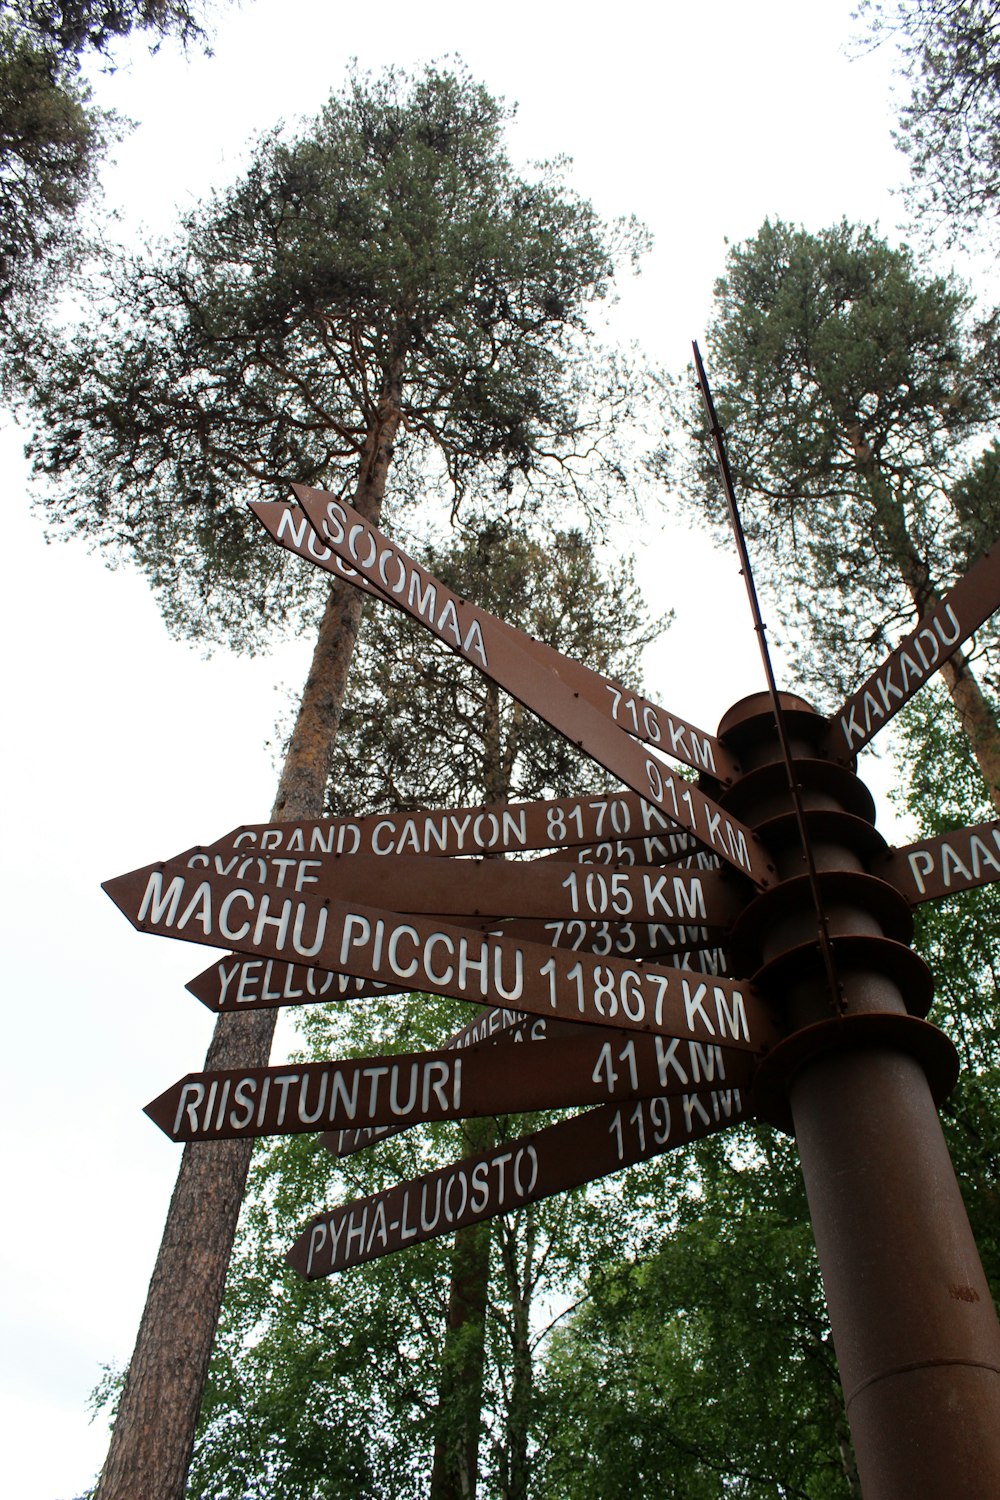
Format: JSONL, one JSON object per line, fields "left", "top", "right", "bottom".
{"left": 104, "top": 450, "right": 1000, "bottom": 1494}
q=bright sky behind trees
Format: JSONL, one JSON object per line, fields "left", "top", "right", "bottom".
{"left": 0, "top": 3, "right": 947, "bottom": 1495}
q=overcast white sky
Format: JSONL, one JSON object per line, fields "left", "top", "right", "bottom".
{"left": 0, "top": 3, "right": 962, "bottom": 1494}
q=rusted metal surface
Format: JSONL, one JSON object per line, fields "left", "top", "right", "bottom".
{"left": 721, "top": 692, "right": 1000, "bottom": 1498}
{"left": 287, "top": 1086, "right": 750, "bottom": 1278}
{"left": 828, "top": 540, "right": 1000, "bottom": 759}
{"left": 103, "top": 860, "right": 777, "bottom": 1049}
{"left": 290, "top": 488, "right": 771, "bottom": 886}
{"left": 874, "top": 818, "right": 1000, "bottom": 904}
{"left": 145, "top": 1032, "right": 755, "bottom": 1144}
{"left": 694, "top": 347, "right": 846, "bottom": 1017}
{"left": 476, "top": 915, "right": 719, "bottom": 961}
{"left": 257, "top": 496, "right": 739, "bottom": 784}
{"left": 793, "top": 1047, "right": 1000, "bottom": 1499}
{"left": 323, "top": 1007, "right": 578, "bottom": 1160}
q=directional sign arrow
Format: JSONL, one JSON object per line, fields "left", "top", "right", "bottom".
{"left": 186, "top": 915, "right": 719, "bottom": 1012}
{"left": 288, "top": 1086, "right": 750, "bottom": 1277}
{"left": 205, "top": 788, "right": 702, "bottom": 866}
{"left": 256, "top": 496, "right": 738, "bottom": 783}
{"left": 175, "top": 846, "right": 745, "bottom": 929}
{"left": 873, "top": 819, "right": 1000, "bottom": 905}
{"left": 144, "top": 1031, "right": 756, "bottom": 1144}
{"left": 288, "top": 488, "right": 772, "bottom": 886}
{"left": 102, "top": 861, "right": 778, "bottom": 1051}
{"left": 829, "top": 542, "right": 1000, "bottom": 758}
{"left": 185, "top": 954, "right": 401, "bottom": 1012}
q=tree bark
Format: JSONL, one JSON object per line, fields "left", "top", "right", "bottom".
{"left": 95, "top": 382, "right": 402, "bottom": 1500}
{"left": 429, "top": 1121, "right": 496, "bottom": 1500}
{"left": 498, "top": 1209, "right": 535, "bottom": 1500}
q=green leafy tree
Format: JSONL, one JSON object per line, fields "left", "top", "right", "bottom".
{"left": 664, "top": 218, "right": 1000, "bottom": 804}
{"left": 40, "top": 65, "right": 649, "bottom": 1500}
{"left": 858, "top": 1, "right": 1000, "bottom": 248}
{"left": 536, "top": 1128, "right": 857, "bottom": 1500}
{"left": 0, "top": 0, "right": 223, "bottom": 359}
{"left": 185, "top": 522, "right": 660, "bottom": 1499}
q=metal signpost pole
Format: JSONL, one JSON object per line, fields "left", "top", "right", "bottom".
{"left": 719, "top": 693, "right": 1000, "bottom": 1498}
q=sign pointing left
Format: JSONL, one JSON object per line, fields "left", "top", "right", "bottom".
{"left": 102, "top": 861, "right": 778, "bottom": 1051}
{"left": 144, "top": 1032, "right": 755, "bottom": 1143}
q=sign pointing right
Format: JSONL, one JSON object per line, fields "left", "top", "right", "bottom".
{"left": 829, "top": 542, "right": 1000, "bottom": 757}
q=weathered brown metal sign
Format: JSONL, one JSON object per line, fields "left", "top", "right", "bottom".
{"left": 187, "top": 917, "right": 720, "bottom": 1013}
{"left": 186, "top": 955, "right": 397, "bottom": 1012}
{"left": 177, "top": 845, "right": 743, "bottom": 929}
{"left": 288, "top": 489, "right": 771, "bottom": 886}
{"left": 144, "top": 1031, "right": 754, "bottom": 1144}
{"left": 103, "top": 861, "right": 777, "bottom": 1050}
{"left": 829, "top": 544, "right": 1000, "bottom": 757}
{"left": 874, "top": 819, "right": 1000, "bottom": 904}
{"left": 207, "top": 789, "right": 699, "bottom": 865}
{"left": 288, "top": 1085, "right": 750, "bottom": 1277}
{"left": 478, "top": 916, "right": 716, "bottom": 961}
{"left": 257, "top": 496, "right": 737, "bottom": 782}
{"left": 324, "top": 1007, "right": 576, "bottom": 1159}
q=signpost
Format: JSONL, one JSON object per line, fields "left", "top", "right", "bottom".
{"left": 828, "top": 544, "right": 1000, "bottom": 758}
{"left": 144, "top": 1031, "right": 754, "bottom": 1144}
{"left": 288, "top": 488, "right": 773, "bottom": 887}
{"left": 288, "top": 1087, "right": 749, "bottom": 1277}
{"left": 101, "top": 440, "right": 1000, "bottom": 1497}
{"left": 103, "top": 861, "right": 775, "bottom": 1050}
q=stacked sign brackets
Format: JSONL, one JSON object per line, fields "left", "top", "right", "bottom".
{"left": 102, "top": 483, "right": 1000, "bottom": 1283}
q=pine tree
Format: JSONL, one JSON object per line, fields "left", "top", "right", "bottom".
{"left": 184, "top": 521, "right": 659, "bottom": 1498}
{"left": 26, "top": 63, "right": 649, "bottom": 1498}
{"left": 664, "top": 218, "right": 1000, "bottom": 804}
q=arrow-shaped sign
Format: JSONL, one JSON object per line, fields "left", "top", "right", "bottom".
{"left": 175, "top": 846, "right": 744, "bottom": 929}
{"left": 257, "top": 496, "right": 738, "bottom": 783}
{"left": 288, "top": 1086, "right": 750, "bottom": 1277}
{"left": 829, "top": 543, "right": 1000, "bottom": 758}
{"left": 103, "top": 861, "right": 778, "bottom": 1051}
{"left": 144, "top": 1031, "right": 756, "bottom": 1144}
{"left": 874, "top": 819, "right": 1000, "bottom": 904}
{"left": 288, "top": 489, "right": 772, "bottom": 887}
{"left": 206, "top": 788, "right": 707, "bottom": 866}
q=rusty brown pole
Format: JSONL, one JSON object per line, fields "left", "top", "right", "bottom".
{"left": 715, "top": 692, "right": 1000, "bottom": 1500}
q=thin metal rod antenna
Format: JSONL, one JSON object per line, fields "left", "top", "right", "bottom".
{"left": 692, "top": 341, "right": 844, "bottom": 1013}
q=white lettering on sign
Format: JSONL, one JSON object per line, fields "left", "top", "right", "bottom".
{"left": 171, "top": 1057, "right": 464, "bottom": 1138}
{"left": 838, "top": 606, "right": 962, "bottom": 750}
{"left": 137, "top": 871, "right": 329, "bottom": 959}
{"left": 210, "top": 957, "right": 386, "bottom": 1008}
{"left": 319, "top": 498, "right": 489, "bottom": 670}
{"left": 305, "top": 1143, "right": 541, "bottom": 1275}
{"left": 905, "top": 826, "right": 1000, "bottom": 895}
{"left": 604, "top": 685, "right": 717, "bottom": 775}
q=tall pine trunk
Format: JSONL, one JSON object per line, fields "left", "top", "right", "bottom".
{"left": 95, "top": 382, "right": 402, "bottom": 1500}
{"left": 429, "top": 1121, "right": 496, "bottom": 1500}
{"left": 429, "top": 682, "right": 518, "bottom": 1499}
